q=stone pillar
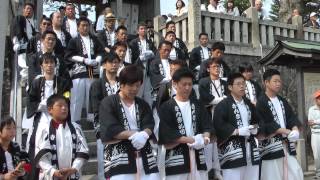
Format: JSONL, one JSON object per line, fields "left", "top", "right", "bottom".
{"left": 292, "top": 15, "right": 303, "bottom": 39}
{"left": 246, "top": 7, "right": 260, "bottom": 48}
{"left": 0, "top": 0, "right": 9, "bottom": 116}
{"left": 154, "top": 0, "right": 160, "bottom": 16}
{"left": 36, "top": 0, "right": 43, "bottom": 29}
{"left": 188, "top": 0, "right": 201, "bottom": 49}
{"left": 116, "top": 0, "right": 123, "bottom": 18}
{"left": 153, "top": 15, "right": 162, "bottom": 48}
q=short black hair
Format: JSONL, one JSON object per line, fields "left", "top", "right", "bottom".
{"left": 24, "top": 2, "right": 34, "bottom": 9}
{"left": 80, "top": 11, "right": 88, "bottom": 17}
{"left": 77, "top": 17, "right": 90, "bottom": 26}
{"left": 115, "top": 25, "right": 127, "bottom": 33}
{"left": 101, "top": 51, "right": 120, "bottom": 64}
{"left": 239, "top": 62, "right": 253, "bottom": 73}
{"left": 0, "top": 116, "right": 16, "bottom": 132}
{"left": 40, "top": 53, "right": 57, "bottom": 65}
{"left": 59, "top": 6, "right": 65, "bottom": 11}
{"left": 211, "top": 42, "right": 225, "bottom": 52}
{"left": 41, "top": 30, "right": 57, "bottom": 40}
{"left": 119, "top": 65, "right": 143, "bottom": 85}
{"left": 158, "top": 40, "right": 172, "bottom": 49}
{"left": 113, "top": 41, "right": 127, "bottom": 51}
{"left": 137, "top": 22, "right": 147, "bottom": 29}
{"left": 166, "top": 21, "right": 175, "bottom": 29}
{"left": 227, "top": 73, "right": 245, "bottom": 86}
{"left": 199, "top": 32, "right": 208, "bottom": 39}
{"left": 172, "top": 67, "right": 194, "bottom": 82}
{"left": 207, "top": 57, "right": 221, "bottom": 68}
{"left": 40, "top": 16, "right": 52, "bottom": 24}
{"left": 170, "top": 59, "right": 187, "bottom": 68}
{"left": 47, "top": 94, "right": 68, "bottom": 109}
{"left": 263, "top": 69, "right": 280, "bottom": 81}
{"left": 165, "top": 31, "right": 176, "bottom": 38}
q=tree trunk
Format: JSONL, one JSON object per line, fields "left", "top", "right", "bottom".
{"left": 279, "top": 0, "right": 303, "bottom": 23}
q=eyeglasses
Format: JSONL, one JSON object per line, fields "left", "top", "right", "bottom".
{"left": 209, "top": 65, "right": 221, "bottom": 69}
{"left": 233, "top": 82, "right": 246, "bottom": 87}
{"left": 42, "top": 22, "right": 52, "bottom": 26}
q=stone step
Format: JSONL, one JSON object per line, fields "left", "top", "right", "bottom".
{"left": 82, "top": 175, "right": 98, "bottom": 180}
{"left": 79, "top": 118, "right": 94, "bottom": 130}
{"left": 82, "top": 158, "right": 98, "bottom": 175}
{"left": 83, "top": 129, "right": 97, "bottom": 143}
{"left": 88, "top": 141, "right": 97, "bottom": 158}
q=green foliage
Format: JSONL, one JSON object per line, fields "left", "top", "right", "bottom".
{"left": 269, "top": 0, "right": 280, "bottom": 21}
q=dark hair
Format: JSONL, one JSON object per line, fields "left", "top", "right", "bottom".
{"left": 0, "top": 116, "right": 16, "bottom": 132}
{"left": 158, "top": 40, "right": 173, "bottom": 49}
{"left": 176, "top": 0, "right": 186, "bottom": 9}
{"left": 170, "top": 59, "right": 187, "bottom": 67}
{"left": 47, "top": 94, "right": 68, "bottom": 109}
{"left": 227, "top": 73, "right": 245, "bottom": 86}
{"left": 226, "top": 0, "right": 235, "bottom": 11}
{"left": 263, "top": 69, "right": 280, "bottom": 81}
{"left": 165, "top": 31, "right": 176, "bottom": 38}
{"left": 24, "top": 3, "right": 34, "bottom": 10}
{"left": 40, "top": 16, "right": 52, "bottom": 24}
{"left": 239, "top": 62, "right": 253, "bottom": 73}
{"left": 41, "top": 30, "right": 57, "bottom": 40}
{"left": 119, "top": 65, "right": 143, "bottom": 85}
{"left": 137, "top": 22, "right": 147, "bottom": 29}
{"left": 172, "top": 67, "right": 194, "bottom": 82}
{"left": 80, "top": 11, "right": 88, "bottom": 17}
{"left": 101, "top": 51, "right": 120, "bottom": 64}
{"left": 59, "top": 6, "right": 65, "bottom": 11}
{"left": 66, "top": 3, "right": 75, "bottom": 8}
{"left": 77, "top": 17, "right": 90, "bottom": 26}
{"left": 113, "top": 41, "right": 127, "bottom": 51}
{"left": 199, "top": 32, "right": 208, "bottom": 39}
{"left": 207, "top": 57, "right": 221, "bottom": 68}
{"left": 165, "top": 21, "right": 175, "bottom": 29}
{"left": 211, "top": 42, "right": 225, "bottom": 52}
{"left": 115, "top": 25, "right": 127, "bottom": 33}
{"left": 40, "top": 53, "right": 57, "bottom": 65}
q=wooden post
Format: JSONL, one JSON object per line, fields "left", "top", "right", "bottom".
{"left": 36, "top": 0, "right": 43, "bottom": 28}
{"left": 188, "top": 0, "right": 201, "bottom": 49}
{"left": 153, "top": 15, "right": 162, "bottom": 49}
{"left": 295, "top": 66, "right": 307, "bottom": 171}
{"left": 246, "top": 7, "right": 260, "bottom": 48}
{"left": 0, "top": 0, "right": 9, "bottom": 116}
{"left": 154, "top": 0, "right": 160, "bottom": 16}
{"left": 292, "top": 15, "right": 303, "bottom": 39}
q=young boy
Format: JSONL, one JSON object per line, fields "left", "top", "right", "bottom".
{"left": 0, "top": 116, "right": 29, "bottom": 180}
{"left": 213, "top": 73, "right": 260, "bottom": 180}
{"left": 256, "top": 69, "right": 303, "bottom": 180}
{"left": 159, "top": 68, "right": 212, "bottom": 179}
{"left": 34, "top": 95, "right": 89, "bottom": 180}
{"left": 239, "top": 63, "right": 262, "bottom": 105}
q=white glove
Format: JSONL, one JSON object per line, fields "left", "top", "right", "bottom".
{"left": 160, "top": 77, "right": 171, "bottom": 84}
{"left": 249, "top": 125, "right": 258, "bottom": 135}
{"left": 95, "top": 56, "right": 102, "bottom": 64}
{"left": 238, "top": 126, "right": 251, "bottom": 137}
{"left": 20, "top": 43, "right": 27, "bottom": 50}
{"left": 195, "top": 65, "right": 200, "bottom": 71}
{"left": 314, "top": 120, "right": 320, "bottom": 124}
{"left": 288, "top": 130, "right": 299, "bottom": 142}
{"left": 38, "top": 99, "right": 47, "bottom": 112}
{"left": 211, "top": 96, "right": 224, "bottom": 105}
{"left": 188, "top": 134, "right": 205, "bottom": 150}
{"left": 129, "top": 131, "right": 149, "bottom": 150}
{"left": 139, "top": 50, "right": 154, "bottom": 61}
{"left": 84, "top": 58, "right": 98, "bottom": 66}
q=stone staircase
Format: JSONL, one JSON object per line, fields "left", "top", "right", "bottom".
{"left": 80, "top": 119, "right": 98, "bottom": 180}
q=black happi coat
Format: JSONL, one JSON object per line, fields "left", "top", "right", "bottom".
{"left": 89, "top": 75, "right": 119, "bottom": 138}
{"left": 129, "top": 37, "right": 156, "bottom": 64}
{"left": 213, "top": 96, "right": 260, "bottom": 169}
{"left": 189, "top": 46, "right": 211, "bottom": 71}
{"left": 65, "top": 34, "right": 104, "bottom": 79}
{"left": 27, "top": 52, "right": 70, "bottom": 85}
{"left": 256, "top": 93, "right": 301, "bottom": 160}
{"left": 0, "top": 142, "right": 29, "bottom": 178}
{"left": 199, "top": 77, "right": 228, "bottom": 106}
{"left": 55, "top": 29, "right": 72, "bottom": 48}
{"left": 10, "top": 15, "right": 36, "bottom": 41}
{"left": 245, "top": 80, "right": 262, "bottom": 101}
{"left": 158, "top": 98, "right": 212, "bottom": 175}
{"left": 26, "top": 33, "right": 64, "bottom": 57}
{"left": 174, "top": 38, "right": 189, "bottom": 60}
{"left": 99, "top": 94, "right": 158, "bottom": 177}
{"left": 96, "top": 29, "right": 115, "bottom": 49}
{"left": 148, "top": 57, "right": 170, "bottom": 89}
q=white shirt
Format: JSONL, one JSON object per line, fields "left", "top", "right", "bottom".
{"left": 224, "top": 7, "right": 240, "bottom": 16}
{"left": 26, "top": 18, "right": 35, "bottom": 40}
{"left": 246, "top": 80, "right": 255, "bottom": 102}
{"left": 5, "top": 151, "right": 14, "bottom": 171}
{"left": 169, "top": 48, "right": 177, "bottom": 60}
{"left": 161, "top": 59, "right": 171, "bottom": 81}
{"left": 211, "top": 79, "right": 222, "bottom": 98}
{"left": 124, "top": 48, "right": 131, "bottom": 64}
{"left": 175, "top": 99, "right": 193, "bottom": 136}
{"left": 270, "top": 97, "right": 286, "bottom": 129}
{"left": 122, "top": 101, "right": 139, "bottom": 131}
{"left": 201, "top": 46, "right": 209, "bottom": 60}
{"left": 56, "top": 124, "right": 73, "bottom": 169}
{"left": 81, "top": 35, "right": 92, "bottom": 60}
{"left": 96, "top": 15, "right": 105, "bottom": 31}
{"left": 207, "top": 4, "right": 225, "bottom": 13}
{"left": 308, "top": 105, "right": 320, "bottom": 132}
{"left": 44, "top": 80, "right": 54, "bottom": 99}
{"left": 235, "top": 99, "right": 249, "bottom": 128}
{"left": 107, "top": 30, "right": 116, "bottom": 46}
{"left": 176, "top": 7, "right": 188, "bottom": 17}
{"left": 140, "top": 39, "right": 147, "bottom": 53}
{"left": 67, "top": 18, "right": 78, "bottom": 38}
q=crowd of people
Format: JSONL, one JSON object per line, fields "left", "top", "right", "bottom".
{"left": 2, "top": 1, "right": 320, "bottom": 180}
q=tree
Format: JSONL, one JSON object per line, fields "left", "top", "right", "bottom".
{"left": 269, "top": 0, "right": 280, "bottom": 21}
{"left": 278, "top": 0, "right": 303, "bottom": 23}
